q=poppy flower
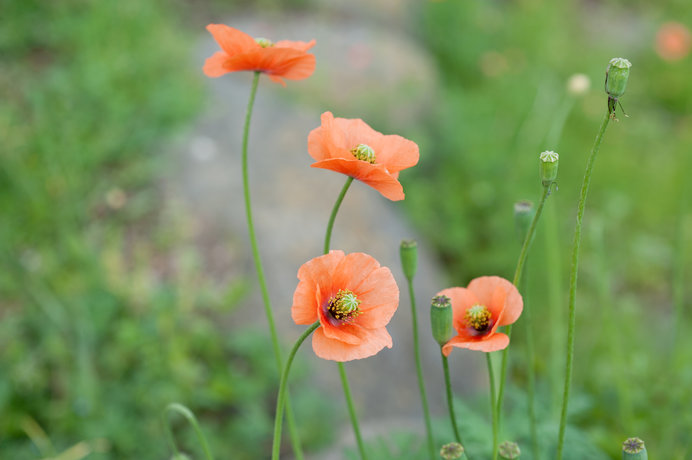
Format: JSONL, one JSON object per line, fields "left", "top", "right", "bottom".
{"left": 437, "top": 276, "right": 523, "bottom": 355}
{"left": 203, "top": 24, "right": 316, "bottom": 86}
{"left": 292, "top": 250, "right": 399, "bottom": 361}
{"left": 308, "top": 112, "right": 420, "bottom": 201}
{"left": 655, "top": 22, "right": 691, "bottom": 61}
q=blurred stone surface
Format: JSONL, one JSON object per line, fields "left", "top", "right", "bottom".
{"left": 167, "top": 11, "right": 483, "bottom": 458}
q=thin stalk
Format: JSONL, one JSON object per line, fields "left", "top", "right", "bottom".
{"left": 338, "top": 363, "right": 368, "bottom": 459}
{"left": 323, "top": 177, "right": 354, "bottom": 254}
{"left": 496, "top": 185, "right": 550, "bottom": 432}
{"left": 164, "top": 403, "right": 214, "bottom": 460}
{"left": 442, "top": 353, "right": 463, "bottom": 446}
{"left": 272, "top": 321, "right": 320, "bottom": 460}
{"left": 487, "top": 353, "right": 498, "bottom": 460}
{"left": 556, "top": 111, "right": 611, "bottom": 459}
{"left": 406, "top": 278, "right": 436, "bottom": 459}
{"left": 241, "top": 71, "right": 303, "bottom": 459}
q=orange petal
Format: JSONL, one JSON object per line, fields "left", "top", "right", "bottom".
{"left": 275, "top": 39, "right": 316, "bottom": 52}
{"left": 311, "top": 159, "right": 405, "bottom": 201}
{"left": 292, "top": 251, "right": 345, "bottom": 325}
{"left": 203, "top": 51, "right": 230, "bottom": 78}
{"left": 332, "top": 252, "right": 380, "bottom": 292}
{"left": 437, "top": 287, "right": 479, "bottom": 331}
{"left": 442, "top": 332, "right": 510, "bottom": 356}
{"left": 308, "top": 112, "right": 349, "bottom": 161}
{"left": 312, "top": 326, "right": 392, "bottom": 361}
{"left": 331, "top": 116, "right": 384, "bottom": 151}
{"left": 354, "top": 267, "right": 399, "bottom": 329}
{"left": 223, "top": 48, "right": 316, "bottom": 81}
{"left": 369, "top": 134, "right": 420, "bottom": 174}
{"left": 291, "top": 279, "right": 320, "bottom": 325}
{"left": 206, "top": 24, "right": 257, "bottom": 57}
{"left": 468, "top": 276, "right": 523, "bottom": 326}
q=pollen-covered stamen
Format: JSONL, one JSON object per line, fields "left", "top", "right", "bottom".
{"left": 351, "top": 144, "right": 376, "bottom": 164}
{"left": 327, "top": 289, "right": 362, "bottom": 321}
{"left": 464, "top": 304, "right": 492, "bottom": 332}
{"left": 255, "top": 37, "right": 274, "bottom": 48}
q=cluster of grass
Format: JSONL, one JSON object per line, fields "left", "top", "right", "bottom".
{"left": 399, "top": 0, "right": 692, "bottom": 457}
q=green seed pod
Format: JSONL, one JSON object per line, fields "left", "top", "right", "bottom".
{"left": 539, "top": 150, "right": 559, "bottom": 187}
{"left": 622, "top": 437, "right": 647, "bottom": 460}
{"left": 440, "top": 442, "right": 465, "bottom": 459}
{"left": 605, "top": 57, "right": 631, "bottom": 99}
{"left": 499, "top": 440, "right": 521, "bottom": 459}
{"left": 514, "top": 200, "right": 535, "bottom": 243}
{"left": 431, "top": 295, "right": 454, "bottom": 346}
{"left": 399, "top": 239, "right": 418, "bottom": 282}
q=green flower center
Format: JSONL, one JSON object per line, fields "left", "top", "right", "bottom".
{"left": 464, "top": 304, "right": 492, "bottom": 332}
{"left": 255, "top": 37, "right": 274, "bottom": 48}
{"left": 351, "top": 144, "right": 376, "bottom": 164}
{"left": 327, "top": 289, "right": 361, "bottom": 321}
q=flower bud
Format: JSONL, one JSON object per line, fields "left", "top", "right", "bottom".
{"left": 605, "top": 57, "right": 631, "bottom": 99}
{"left": 431, "top": 295, "right": 454, "bottom": 346}
{"left": 440, "top": 442, "right": 465, "bottom": 459}
{"left": 622, "top": 437, "right": 647, "bottom": 460}
{"left": 514, "top": 200, "right": 535, "bottom": 243}
{"left": 539, "top": 150, "right": 559, "bottom": 187}
{"left": 399, "top": 240, "right": 418, "bottom": 282}
{"left": 499, "top": 440, "right": 521, "bottom": 459}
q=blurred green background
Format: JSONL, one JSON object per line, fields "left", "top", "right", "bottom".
{"left": 1, "top": 0, "right": 690, "bottom": 458}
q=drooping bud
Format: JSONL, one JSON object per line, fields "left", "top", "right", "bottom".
{"left": 440, "top": 442, "right": 465, "bottom": 459}
{"left": 351, "top": 144, "right": 376, "bottom": 164}
{"left": 499, "top": 440, "right": 521, "bottom": 459}
{"left": 514, "top": 200, "right": 535, "bottom": 244}
{"left": 622, "top": 437, "right": 647, "bottom": 460}
{"left": 539, "top": 150, "right": 559, "bottom": 187}
{"left": 399, "top": 240, "right": 418, "bottom": 282}
{"left": 255, "top": 37, "right": 274, "bottom": 48}
{"left": 431, "top": 295, "right": 454, "bottom": 346}
{"left": 605, "top": 58, "right": 632, "bottom": 99}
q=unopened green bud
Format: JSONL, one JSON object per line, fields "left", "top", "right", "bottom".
{"left": 605, "top": 58, "right": 631, "bottom": 99}
{"left": 622, "top": 437, "right": 647, "bottom": 460}
{"left": 514, "top": 200, "right": 535, "bottom": 243}
{"left": 499, "top": 440, "right": 521, "bottom": 459}
{"left": 431, "top": 295, "right": 454, "bottom": 346}
{"left": 539, "top": 150, "right": 559, "bottom": 187}
{"left": 400, "top": 240, "right": 418, "bottom": 282}
{"left": 440, "top": 442, "right": 464, "bottom": 459}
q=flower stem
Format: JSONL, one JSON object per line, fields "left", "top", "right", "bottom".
{"left": 496, "top": 184, "right": 550, "bottom": 437}
{"left": 442, "top": 353, "right": 463, "bottom": 446}
{"left": 272, "top": 321, "right": 320, "bottom": 460}
{"left": 338, "top": 362, "right": 368, "bottom": 459}
{"left": 406, "top": 277, "right": 436, "bottom": 459}
{"left": 556, "top": 111, "right": 611, "bottom": 459}
{"left": 323, "top": 177, "right": 354, "bottom": 254}
{"left": 163, "top": 403, "right": 214, "bottom": 460}
{"left": 241, "top": 71, "right": 304, "bottom": 459}
{"left": 487, "top": 353, "right": 498, "bottom": 460}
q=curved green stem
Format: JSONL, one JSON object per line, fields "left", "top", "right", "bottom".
{"left": 556, "top": 111, "right": 611, "bottom": 459}
{"left": 323, "top": 177, "right": 354, "bottom": 254}
{"left": 241, "top": 71, "right": 304, "bottom": 459}
{"left": 406, "top": 278, "right": 436, "bottom": 459}
{"left": 163, "top": 403, "right": 214, "bottom": 460}
{"left": 441, "top": 353, "right": 463, "bottom": 446}
{"left": 487, "top": 353, "right": 498, "bottom": 460}
{"left": 338, "top": 363, "right": 368, "bottom": 459}
{"left": 272, "top": 321, "right": 320, "bottom": 460}
{"left": 496, "top": 185, "right": 550, "bottom": 434}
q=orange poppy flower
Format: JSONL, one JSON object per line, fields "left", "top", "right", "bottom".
{"left": 292, "top": 250, "right": 399, "bottom": 361}
{"left": 655, "top": 22, "right": 691, "bottom": 61}
{"left": 437, "top": 276, "right": 523, "bottom": 355}
{"left": 203, "top": 24, "right": 316, "bottom": 86}
{"left": 308, "top": 112, "right": 420, "bottom": 201}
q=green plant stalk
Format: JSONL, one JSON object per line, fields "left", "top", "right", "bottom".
{"left": 406, "top": 277, "right": 436, "bottom": 460}
{"left": 241, "top": 71, "right": 303, "bottom": 459}
{"left": 556, "top": 111, "right": 611, "bottom": 459}
{"left": 442, "top": 353, "right": 463, "bottom": 446}
{"left": 520, "top": 267, "right": 540, "bottom": 459}
{"left": 487, "top": 353, "right": 498, "bottom": 460}
{"left": 164, "top": 403, "right": 214, "bottom": 460}
{"left": 496, "top": 185, "right": 550, "bottom": 433}
{"left": 323, "top": 177, "right": 354, "bottom": 254}
{"left": 272, "top": 321, "right": 320, "bottom": 460}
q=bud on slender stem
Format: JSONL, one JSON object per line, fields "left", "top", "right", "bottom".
{"left": 622, "top": 437, "right": 648, "bottom": 460}
{"left": 605, "top": 57, "right": 632, "bottom": 117}
{"left": 539, "top": 150, "right": 559, "bottom": 187}
{"left": 499, "top": 440, "right": 521, "bottom": 459}
{"left": 431, "top": 295, "right": 454, "bottom": 346}
{"left": 399, "top": 239, "right": 418, "bottom": 282}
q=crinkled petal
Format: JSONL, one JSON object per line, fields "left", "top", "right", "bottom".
{"left": 369, "top": 134, "right": 420, "bottom": 174}
{"left": 468, "top": 276, "right": 523, "bottom": 326}
{"left": 442, "top": 332, "right": 510, "bottom": 356}
{"left": 437, "top": 287, "right": 480, "bottom": 331}
{"left": 312, "top": 326, "right": 392, "bottom": 362}
{"left": 311, "top": 158, "right": 404, "bottom": 201}
{"left": 354, "top": 267, "right": 399, "bottom": 328}
{"left": 206, "top": 24, "right": 258, "bottom": 56}
{"left": 203, "top": 51, "right": 230, "bottom": 78}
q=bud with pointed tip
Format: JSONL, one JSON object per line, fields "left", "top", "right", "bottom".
{"left": 400, "top": 240, "right": 418, "bottom": 282}
{"left": 622, "top": 437, "right": 647, "bottom": 460}
{"left": 431, "top": 295, "right": 454, "bottom": 346}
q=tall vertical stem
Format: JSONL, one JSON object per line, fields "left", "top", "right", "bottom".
{"left": 442, "top": 353, "right": 463, "bottom": 446}
{"left": 487, "top": 353, "right": 498, "bottom": 460}
{"left": 241, "top": 71, "right": 303, "bottom": 459}
{"left": 556, "top": 111, "right": 611, "bottom": 459}
{"left": 323, "top": 177, "right": 354, "bottom": 254}
{"left": 338, "top": 362, "right": 368, "bottom": 459}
